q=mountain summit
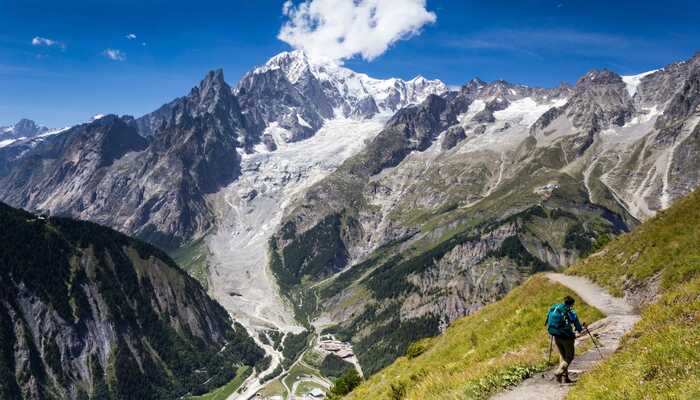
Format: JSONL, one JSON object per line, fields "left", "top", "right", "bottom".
{"left": 236, "top": 50, "right": 448, "bottom": 146}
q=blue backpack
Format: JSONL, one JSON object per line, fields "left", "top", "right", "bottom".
{"left": 546, "top": 304, "right": 570, "bottom": 336}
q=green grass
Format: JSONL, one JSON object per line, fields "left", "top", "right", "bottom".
{"left": 567, "top": 277, "right": 700, "bottom": 400}
{"left": 259, "top": 379, "right": 287, "bottom": 399}
{"left": 283, "top": 362, "right": 322, "bottom": 391}
{"left": 296, "top": 380, "right": 326, "bottom": 396}
{"left": 344, "top": 275, "right": 604, "bottom": 400}
{"left": 170, "top": 238, "right": 210, "bottom": 289}
{"left": 565, "top": 189, "right": 700, "bottom": 400}
{"left": 568, "top": 189, "right": 700, "bottom": 296}
{"left": 187, "top": 366, "right": 251, "bottom": 400}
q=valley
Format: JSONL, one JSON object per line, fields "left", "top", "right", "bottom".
{"left": 1, "top": 49, "right": 698, "bottom": 400}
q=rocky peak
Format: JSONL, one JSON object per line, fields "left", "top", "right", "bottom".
{"left": 465, "top": 77, "right": 486, "bottom": 89}
{"left": 1, "top": 118, "right": 49, "bottom": 139}
{"left": 13, "top": 118, "right": 42, "bottom": 134}
{"left": 576, "top": 69, "right": 624, "bottom": 87}
{"left": 259, "top": 50, "right": 313, "bottom": 84}
{"left": 66, "top": 114, "right": 148, "bottom": 168}
{"left": 200, "top": 68, "right": 227, "bottom": 92}
{"left": 189, "top": 68, "right": 235, "bottom": 113}
{"left": 634, "top": 52, "right": 700, "bottom": 108}
{"left": 654, "top": 64, "right": 700, "bottom": 132}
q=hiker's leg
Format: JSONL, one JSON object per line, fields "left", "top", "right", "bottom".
{"left": 563, "top": 337, "right": 575, "bottom": 378}
{"left": 554, "top": 337, "right": 569, "bottom": 376}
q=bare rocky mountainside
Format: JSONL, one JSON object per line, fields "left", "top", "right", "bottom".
{"left": 0, "top": 202, "right": 265, "bottom": 400}
{"left": 0, "top": 71, "right": 245, "bottom": 250}
{"left": 270, "top": 53, "right": 700, "bottom": 374}
{"left": 0, "top": 50, "right": 699, "bottom": 393}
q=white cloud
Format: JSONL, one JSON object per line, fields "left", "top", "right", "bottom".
{"left": 31, "top": 36, "right": 65, "bottom": 49}
{"left": 102, "top": 48, "right": 126, "bottom": 61}
{"left": 278, "top": 0, "right": 436, "bottom": 63}
{"left": 126, "top": 33, "right": 137, "bottom": 40}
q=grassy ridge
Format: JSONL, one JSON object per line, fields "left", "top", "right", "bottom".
{"left": 566, "top": 189, "right": 700, "bottom": 399}
{"left": 344, "top": 275, "right": 604, "bottom": 400}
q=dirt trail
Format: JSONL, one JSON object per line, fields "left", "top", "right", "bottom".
{"left": 491, "top": 273, "right": 640, "bottom": 400}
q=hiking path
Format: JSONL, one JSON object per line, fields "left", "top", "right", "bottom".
{"left": 490, "top": 273, "right": 641, "bottom": 400}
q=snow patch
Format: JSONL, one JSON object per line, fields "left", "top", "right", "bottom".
{"left": 297, "top": 114, "right": 312, "bottom": 129}
{"left": 458, "top": 100, "right": 486, "bottom": 123}
{"left": 493, "top": 97, "right": 568, "bottom": 127}
{"left": 622, "top": 70, "right": 658, "bottom": 97}
{"left": 38, "top": 126, "right": 71, "bottom": 138}
{"left": 0, "top": 138, "right": 19, "bottom": 148}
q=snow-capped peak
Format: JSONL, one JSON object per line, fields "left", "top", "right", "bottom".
{"left": 254, "top": 50, "right": 313, "bottom": 84}
{"left": 249, "top": 50, "right": 447, "bottom": 117}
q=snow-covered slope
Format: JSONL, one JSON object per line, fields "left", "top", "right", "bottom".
{"left": 235, "top": 50, "right": 447, "bottom": 148}
{"left": 249, "top": 50, "right": 447, "bottom": 116}
{"left": 0, "top": 124, "right": 70, "bottom": 148}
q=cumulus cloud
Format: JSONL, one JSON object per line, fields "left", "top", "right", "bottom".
{"left": 278, "top": 0, "right": 436, "bottom": 63}
{"left": 31, "top": 36, "right": 65, "bottom": 49}
{"left": 102, "top": 48, "right": 126, "bottom": 61}
{"left": 126, "top": 33, "right": 137, "bottom": 40}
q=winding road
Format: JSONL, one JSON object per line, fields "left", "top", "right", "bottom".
{"left": 491, "top": 273, "right": 641, "bottom": 400}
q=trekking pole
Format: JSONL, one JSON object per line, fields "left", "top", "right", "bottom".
{"left": 547, "top": 335, "right": 553, "bottom": 364}
{"left": 585, "top": 325, "right": 604, "bottom": 360}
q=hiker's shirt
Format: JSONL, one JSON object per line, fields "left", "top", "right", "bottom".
{"left": 545, "top": 303, "right": 583, "bottom": 338}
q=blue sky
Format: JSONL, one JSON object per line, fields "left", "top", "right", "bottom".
{"left": 1, "top": 0, "right": 699, "bottom": 127}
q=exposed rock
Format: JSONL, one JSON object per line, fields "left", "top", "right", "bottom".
{"left": 0, "top": 119, "right": 50, "bottom": 139}
{"left": 0, "top": 71, "right": 246, "bottom": 249}
{"left": 441, "top": 125, "right": 467, "bottom": 150}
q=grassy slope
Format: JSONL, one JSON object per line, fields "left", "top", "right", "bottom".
{"left": 189, "top": 366, "right": 251, "bottom": 400}
{"left": 344, "top": 275, "right": 604, "bottom": 400}
{"left": 171, "top": 238, "right": 210, "bottom": 289}
{"left": 566, "top": 189, "right": 700, "bottom": 399}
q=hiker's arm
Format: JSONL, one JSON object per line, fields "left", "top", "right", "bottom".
{"left": 570, "top": 310, "right": 583, "bottom": 333}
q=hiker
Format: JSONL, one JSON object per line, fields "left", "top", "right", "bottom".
{"left": 545, "top": 295, "right": 584, "bottom": 383}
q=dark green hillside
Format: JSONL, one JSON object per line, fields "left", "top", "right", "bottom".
{"left": 0, "top": 202, "right": 264, "bottom": 400}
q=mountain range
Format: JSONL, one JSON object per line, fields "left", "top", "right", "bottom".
{"left": 0, "top": 50, "right": 698, "bottom": 397}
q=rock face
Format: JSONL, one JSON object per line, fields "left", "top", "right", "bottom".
{"left": 0, "top": 202, "right": 264, "bottom": 400}
{"left": 269, "top": 53, "right": 700, "bottom": 375}
{"left": 0, "top": 71, "right": 246, "bottom": 250}
{"left": 0, "top": 119, "right": 50, "bottom": 140}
